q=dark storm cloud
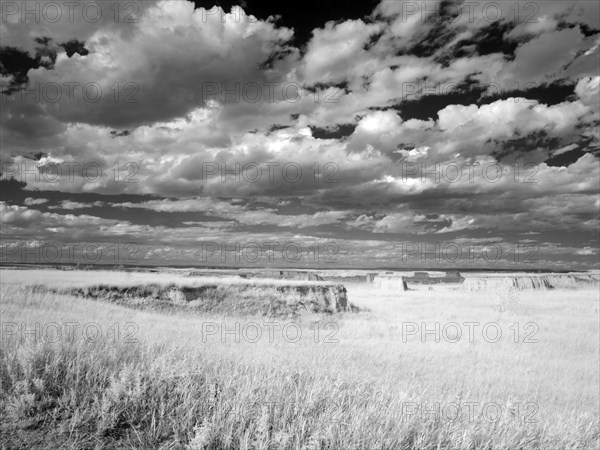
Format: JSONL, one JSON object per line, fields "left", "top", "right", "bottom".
{"left": 0, "top": 39, "right": 56, "bottom": 94}
{"left": 110, "top": 130, "right": 131, "bottom": 138}
{"left": 59, "top": 40, "right": 90, "bottom": 58}
{"left": 309, "top": 124, "right": 357, "bottom": 140}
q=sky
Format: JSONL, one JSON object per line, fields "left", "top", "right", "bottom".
{"left": 0, "top": 0, "right": 599, "bottom": 269}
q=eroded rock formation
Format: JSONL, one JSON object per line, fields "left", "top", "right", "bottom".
{"left": 405, "top": 271, "right": 465, "bottom": 285}
{"left": 256, "top": 271, "right": 325, "bottom": 281}
{"left": 366, "top": 273, "right": 378, "bottom": 283}
{"left": 372, "top": 276, "right": 408, "bottom": 291}
{"left": 53, "top": 282, "right": 353, "bottom": 317}
{"left": 186, "top": 270, "right": 324, "bottom": 281}
{"left": 463, "top": 274, "right": 599, "bottom": 291}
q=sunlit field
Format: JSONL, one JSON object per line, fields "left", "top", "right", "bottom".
{"left": 1, "top": 269, "right": 598, "bottom": 449}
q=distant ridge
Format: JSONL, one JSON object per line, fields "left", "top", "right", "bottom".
{"left": 0, "top": 261, "right": 590, "bottom": 273}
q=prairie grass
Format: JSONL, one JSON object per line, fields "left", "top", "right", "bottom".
{"left": 1, "top": 269, "right": 350, "bottom": 318}
{"left": 0, "top": 269, "right": 335, "bottom": 289}
{"left": 0, "top": 269, "right": 598, "bottom": 449}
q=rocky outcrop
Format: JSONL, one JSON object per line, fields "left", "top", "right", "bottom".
{"left": 274, "top": 285, "right": 351, "bottom": 314}
{"left": 444, "top": 271, "right": 465, "bottom": 282}
{"left": 405, "top": 271, "right": 465, "bottom": 285}
{"left": 366, "top": 273, "right": 378, "bottom": 283}
{"left": 373, "top": 276, "right": 408, "bottom": 291}
{"left": 463, "top": 274, "right": 599, "bottom": 291}
{"left": 544, "top": 274, "right": 599, "bottom": 288}
{"left": 54, "top": 282, "right": 354, "bottom": 317}
{"left": 187, "top": 270, "right": 325, "bottom": 281}
{"left": 256, "top": 271, "right": 325, "bottom": 281}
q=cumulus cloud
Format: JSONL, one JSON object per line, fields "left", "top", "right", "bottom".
{"left": 300, "top": 19, "right": 383, "bottom": 84}
{"left": 113, "top": 197, "right": 350, "bottom": 229}
{"left": 4, "top": 1, "right": 296, "bottom": 134}
{"left": 49, "top": 200, "right": 104, "bottom": 209}
{"left": 24, "top": 197, "right": 49, "bottom": 206}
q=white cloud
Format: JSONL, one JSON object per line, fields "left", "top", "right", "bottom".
{"left": 24, "top": 197, "right": 49, "bottom": 206}
{"left": 300, "top": 19, "right": 383, "bottom": 84}
{"left": 49, "top": 200, "right": 104, "bottom": 210}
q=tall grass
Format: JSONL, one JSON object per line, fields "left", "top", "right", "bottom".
{"left": 0, "top": 269, "right": 333, "bottom": 290}
{"left": 1, "top": 271, "right": 599, "bottom": 449}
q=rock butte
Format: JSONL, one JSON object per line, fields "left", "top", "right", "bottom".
{"left": 463, "top": 274, "right": 599, "bottom": 291}
{"left": 372, "top": 275, "right": 408, "bottom": 291}
{"left": 405, "top": 271, "right": 465, "bottom": 285}
{"left": 49, "top": 283, "right": 354, "bottom": 317}
{"left": 243, "top": 271, "right": 325, "bottom": 281}
{"left": 367, "top": 272, "right": 599, "bottom": 292}
{"left": 186, "top": 270, "right": 324, "bottom": 281}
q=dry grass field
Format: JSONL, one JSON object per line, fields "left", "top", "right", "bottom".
{"left": 1, "top": 269, "right": 598, "bottom": 449}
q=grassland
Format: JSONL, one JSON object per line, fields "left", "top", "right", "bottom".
{"left": 0, "top": 269, "right": 598, "bottom": 449}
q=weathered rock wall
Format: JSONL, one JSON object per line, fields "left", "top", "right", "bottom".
{"left": 372, "top": 276, "right": 408, "bottom": 291}
{"left": 256, "top": 271, "right": 325, "bottom": 281}
{"left": 406, "top": 272, "right": 465, "bottom": 285}
{"left": 54, "top": 282, "right": 352, "bottom": 317}
{"left": 185, "top": 270, "right": 324, "bottom": 281}
{"left": 366, "top": 273, "right": 379, "bottom": 283}
{"left": 463, "top": 274, "right": 599, "bottom": 291}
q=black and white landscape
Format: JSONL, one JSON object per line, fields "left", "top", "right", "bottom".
{"left": 1, "top": 1, "right": 599, "bottom": 449}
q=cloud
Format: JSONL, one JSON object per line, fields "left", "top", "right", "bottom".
{"left": 23, "top": 197, "right": 49, "bottom": 206}
{"left": 300, "top": 19, "right": 383, "bottom": 84}
{"left": 1, "top": 0, "right": 598, "bottom": 268}
{"left": 113, "top": 197, "right": 350, "bottom": 229}
{"left": 575, "top": 76, "right": 600, "bottom": 112}
{"left": 576, "top": 247, "right": 597, "bottom": 256}
{"left": 495, "top": 27, "right": 593, "bottom": 86}
{"left": 6, "top": 2, "right": 296, "bottom": 131}
{"left": 49, "top": 200, "right": 104, "bottom": 209}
